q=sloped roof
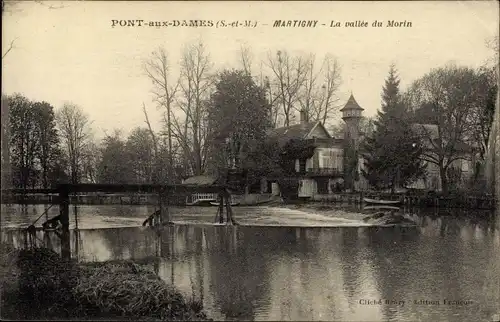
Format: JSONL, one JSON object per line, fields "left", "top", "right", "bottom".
{"left": 267, "top": 122, "right": 317, "bottom": 146}
{"left": 340, "top": 94, "right": 364, "bottom": 112}
{"left": 412, "top": 123, "right": 474, "bottom": 153}
{"left": 267, "top": 121, "right": 332, "bottom": 147}
{"left": 182, "top": 175, "right": 217, "bottom": 185}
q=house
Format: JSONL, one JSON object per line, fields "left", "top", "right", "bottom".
{"left": 262, "top": 94, "right": 366, "bottom": 198}
{"left": 408, "top": 123, "right": 477, "bottom": 191}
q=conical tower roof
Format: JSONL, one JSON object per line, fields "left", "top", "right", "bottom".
{"left": 340, "top": 93, "right": 364, "bottom": 111}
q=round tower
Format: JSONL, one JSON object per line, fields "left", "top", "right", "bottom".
{"left": 341, "top": 93, "right": 364, "bottom": 142}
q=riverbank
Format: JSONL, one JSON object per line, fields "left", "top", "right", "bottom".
{"left": 3, "top": 191, "right": 495, "bottom": 210}
{"left": 0, "top": 245, "right": 211, "bottom": 321}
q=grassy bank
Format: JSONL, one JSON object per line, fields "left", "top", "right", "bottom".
{"left": 0, "top": 245, "right": 210, "bottom": 321}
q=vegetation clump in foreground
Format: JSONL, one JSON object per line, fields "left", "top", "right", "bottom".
{"left": 0, "top": 246, "right": 210, "bottom": 321}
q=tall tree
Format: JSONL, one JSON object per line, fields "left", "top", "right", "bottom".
{"left": 267, "top": 50, "right": 309, "bottom": 127}
{"left": 1, "top": 95, "right": 11, "bottom": 188}
{"left": 466, "top": 66, "right": 498, "bottom": 162}
{"left": 32, "top": 101, "right": 59, "bottom": 188}
{"left": 171, "top": 41, "right": 213, "bottom": 176}
{"left": 207, "top": 69, "right": 272, "bottom": 174}
{"left": 97, "top": 130, "right": 132, "bottom": 184}
{"left": 362, "top": 65, "right": 425, "bottom": 192}
{"left": 7, "top": 94, "right": 40, "bottom": 189}
{"left": 144, "top": 47, "right": 179, "bottom": 183}
{"left": 126, "top": 127, "right": 156, "bottom": 183}
{"left": 297, "top": 53, "right": 342, "bottom": 125}
{"left": 56, "top": 103, "right": 92, "bottom": 184}
{"left": 80, "top": 138, "right": 100, "bottom": 183}
{"left": 238, "top": 44, "right": 254, "bottom": 77}
{"left": 407, "top": 64, "right": 489, "bottom": 193}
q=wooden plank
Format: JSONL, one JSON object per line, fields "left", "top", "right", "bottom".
{"left": 1, "top": 188, "right": 58, "bottom": 194}
{"left": 1, "top": 184, "right": 228, "bottom": 195}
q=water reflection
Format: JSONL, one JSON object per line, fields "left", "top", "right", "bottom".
{"left": 1, "top": 206, "right": 499, "bottom": 321}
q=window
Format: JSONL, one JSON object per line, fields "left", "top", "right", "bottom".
{"left": 462, "top": 161, "right": 469, "bottom": 172}
{"left": 306, "top": 158, "right": 313, "bottom": 170}
{"left": 319, "top": 148, "right": 341, "bottom": 170}
{"left": 319, "top": 149, "right": 331, "bottom": 168}
{"left": 299, "top": 159, "right": 306, "bottom": 173}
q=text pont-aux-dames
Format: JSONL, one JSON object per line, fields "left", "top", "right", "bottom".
{"left": 111, "top": 20, "right": 216, "bottom": 27}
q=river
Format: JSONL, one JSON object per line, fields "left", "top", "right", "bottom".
{"left": 1, "top": 204, "right": 499, "bottom": 321}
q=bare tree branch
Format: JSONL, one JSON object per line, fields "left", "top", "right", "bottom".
{"left": 2, "top": 37, "right": 18, "bottom": 59}
{"left": 141, "top": 103, "right": 163, "bottom": 184}
{"left": 238, "top": 44, "right": 253, "bottom": 76}
{"left": 266, "top": 50, "right": 309, "bottom": 127}
{"left": 144, "top": 47, "right": 180, "bottom": 182}
{"left": 56, "top": 103, "right": 92, "bottom": 184}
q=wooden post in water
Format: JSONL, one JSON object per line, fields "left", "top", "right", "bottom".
{"left": 224, "top": 189, "right": 236, "bottom": 225}
{"left": 59, "top": 185, "right": 71, "bottom": 261}
{"left": 159, "top": 187, "right": 169, "bottom": 226}
{"left": 218, "top": 191, "right": 224, "bottom": 224}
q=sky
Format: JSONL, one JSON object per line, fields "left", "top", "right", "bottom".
{"left": 2, "top": 1, "right": 498, "bottom": 139}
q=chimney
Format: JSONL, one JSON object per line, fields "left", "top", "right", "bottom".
{"left": 299, "top": 109, "right": 308, "bottom": 124}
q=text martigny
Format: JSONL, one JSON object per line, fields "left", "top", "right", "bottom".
{"left": 272, "top": 20, "right": 412, "bottom": 28}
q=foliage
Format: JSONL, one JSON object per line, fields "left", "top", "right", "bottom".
{"left": 56, "top": 103, "right": 93, "bottom": 184}
{"left": 8, "top": 94, "right": 39, "bottom": 189}
{"left": 1, "top": 247, "right": 210, "bottom": 321}
{"left": 446, "top": 166, "right": 463, "bottom": 192}
{"left": 362, "top": 65, "right": 425, "bottom": 192}
{"left": 75, "top": 262, "right": 209, "bottom": 320}
{"left": 32, "top": 101, "right": 60, "bottom": 188}
{"left": 466, "top": 66, "right": 498, "bottom": 161}
{"left": 6, "top": 94, "right": 62, "bottom": 189}
{"left": 126, "top": 127, "right": 156, "bottom": 183}
{"left": 91, "top": 126, "right": 174, "bottom": 185}
{"left": 277, "top": 177, "right": 300, "bottom": 201}
{"left": 405, "top": 64, "right": 496, "bottom": 193}
{"left": 9, "top": 247, "right": 79, "bottom": 319}
{"left": 97, "top": 130, "right": 132, "bottom": 184}
{"left": 207, "top": 69, "right": 272, "bottom": 173}
{"left": 244, "top": 138, "right": 283, "bottom": 179}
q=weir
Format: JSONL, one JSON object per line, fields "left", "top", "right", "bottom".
{"left": 2, "top": 183, "right": 237, "bottom": 260}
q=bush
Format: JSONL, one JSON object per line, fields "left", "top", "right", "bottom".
{"left": 15, "top": 247, "right": 79, "bottom": 318}
{"left": 1, "top": 247, "right": 211, "bottom": 321}
{"left": 74, "top": 261, "right": 209, "bottom": 321}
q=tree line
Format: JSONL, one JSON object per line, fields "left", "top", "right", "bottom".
{"left": 361, "top": 62, "right": 497, "bottom": 194}
{"left": 141, "top": 42, "right": 344, "bottom": 180}
{"left": 0, "top": 94, "right": 180, "bottom": 188}
{"left": 1, "top": 38, "right": 497, "bottom": 194}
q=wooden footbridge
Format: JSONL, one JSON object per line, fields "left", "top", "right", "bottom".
{"left": 2, "top": 183, "right": 238, "bottom": 260}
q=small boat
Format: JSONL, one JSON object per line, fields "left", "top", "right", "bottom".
{"left": 363, "top": 197, "right": 401, "bottom": 205}
{"left": 364, "top": 205, "right": 401, "bottom": 211}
